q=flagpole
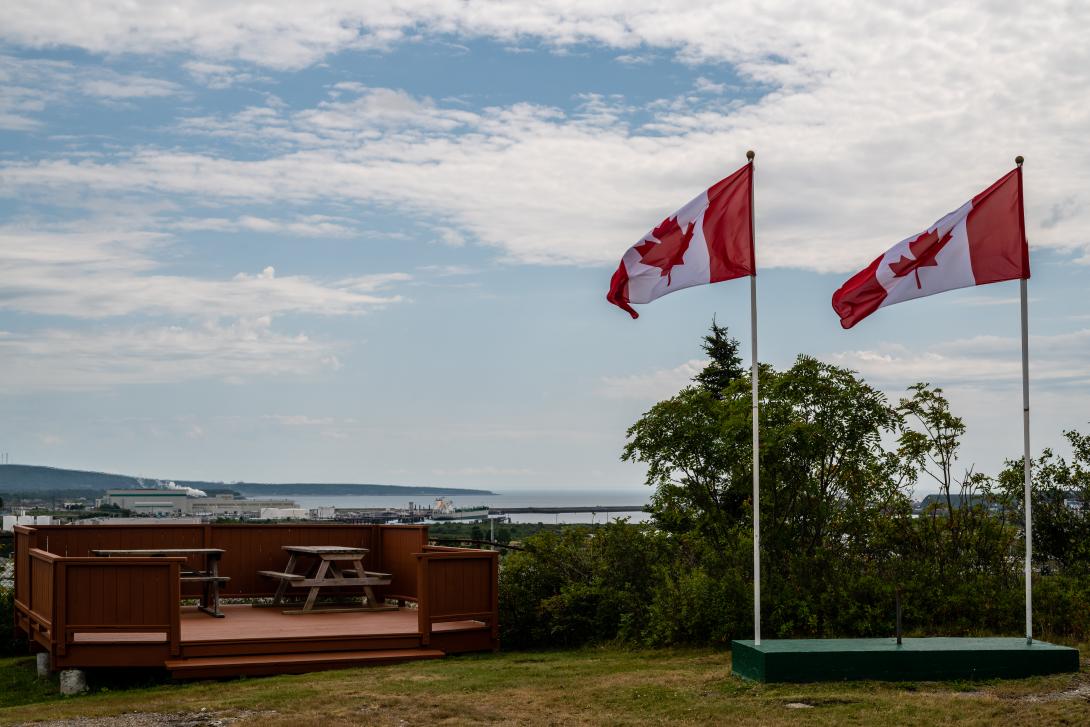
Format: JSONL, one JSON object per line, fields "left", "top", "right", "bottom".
{"left": 747, "top": 149, "right": 761, "bottom": 646}
{"left": 1017, "top": 154, "right": 1033, "bottom": 645}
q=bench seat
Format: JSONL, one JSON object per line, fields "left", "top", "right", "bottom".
{"left": 341, "top": 569, "right": 392, "bottom": 579}
{"left": 258, "top": 570, "right": 305, "bottom": 581}
{"left": 181, "top": 575, "right": 231, "bottom": 583}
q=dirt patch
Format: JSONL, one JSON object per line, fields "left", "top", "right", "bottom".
{"left": 1019, "top": 682, "right": 1090, "bottom": 703}
{"left": 14, "top": 709, "right": 275, "bottom": 727}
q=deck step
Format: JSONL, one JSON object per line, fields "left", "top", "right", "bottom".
{"left": 165, "top": 647, "right": 445, "bottom": 679}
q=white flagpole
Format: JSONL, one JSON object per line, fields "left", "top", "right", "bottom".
{"left": 1017, "top": 157, "right": 1033, "bottom": 645}
{"left": 747, "top": 149, "right": 761, "bottom": 646}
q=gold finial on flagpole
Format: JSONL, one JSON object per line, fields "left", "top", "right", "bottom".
{"left": 1015, "top": 155, "right": 1024, "bottom": 167}
{"left": 746, "top": 150, "right": 755, "bottom": 161}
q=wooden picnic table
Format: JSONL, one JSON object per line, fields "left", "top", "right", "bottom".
{"left": 91, "top": 548, "right": 228, "bottom": 618}
{"left": 258, "top": 545, "right": 395, "bottom": 614}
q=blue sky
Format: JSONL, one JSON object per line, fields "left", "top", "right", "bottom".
{"left": 0, "top": 2, "right": 1088, "bottom": 493}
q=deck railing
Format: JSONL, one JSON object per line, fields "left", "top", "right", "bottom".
{"left": 416, "top": 545, "right": 499, "bottom": 648}
{"left": 16, "top": 523, "right": 429, "bottom": 599}
{"left": 13, "top": 524, "right": 498, "bottom": 665}
{"left": 19, "top": 546, "right": 183, "bottom": 659}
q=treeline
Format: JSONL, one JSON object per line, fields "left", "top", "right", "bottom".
{"left": 499, "top": 324, "right": 1090, "bottom": 649}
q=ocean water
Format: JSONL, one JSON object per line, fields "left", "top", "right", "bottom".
{"left": 288, "top": 488, "right": 652, "bottom": 524}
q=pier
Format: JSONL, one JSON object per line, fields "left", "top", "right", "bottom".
{"left": 327, "top": 504, "right": 648, "bottom": 523}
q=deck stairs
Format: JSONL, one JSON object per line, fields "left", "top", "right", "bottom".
{"left": 165, "top": 647, "right": 445, "bottom": 679}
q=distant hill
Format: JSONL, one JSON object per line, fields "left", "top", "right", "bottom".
{"left": 0, "top": 464, "right": 494, "bottom": 497}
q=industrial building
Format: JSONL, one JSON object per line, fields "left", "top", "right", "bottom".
{"left": 101, "top": 489, "right": 299, "bottom": 518}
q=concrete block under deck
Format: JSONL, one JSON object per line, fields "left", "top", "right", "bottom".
{"left": 731, "top": 638, "right": 1080, "bottom": 683}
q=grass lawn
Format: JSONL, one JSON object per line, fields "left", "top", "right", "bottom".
{"left": 1, "top": 647, "right": 1089, "bottom": 726}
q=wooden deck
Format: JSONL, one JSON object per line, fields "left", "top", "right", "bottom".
{"left": 13, "top": 523, "right": 500, "bottom": 678}
{"left": 69, "top": 605, "right": 488, "bottom": 644}
{"left": 180, "top": 604, "right": 486, "bottom": 643}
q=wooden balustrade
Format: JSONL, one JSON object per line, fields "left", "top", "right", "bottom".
{"left": 13, "top": 524, "right": 499, "bottom": 666}
{"left": 19, "top": 523, "right": 429, "bottom": 599}
{"left": 416, "top": 546, "right": 499, "bottom": 648}
{"left": 19, "top": 548, "right": 183, "bottom": 658}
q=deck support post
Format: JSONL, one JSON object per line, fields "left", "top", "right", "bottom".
{"left": 36, "top": 652, "right": 51, "bottom": 678}
{"left": 59, "top": 669, "right": 88, "bottom": 695}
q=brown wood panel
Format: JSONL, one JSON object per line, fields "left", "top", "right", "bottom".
{"left": 55, "top": 643, "right": 172, "bottom": 669}
{"left": 428, "top": 628, "right": 495, "bottom": 655}
{"left": 426, "top": 554, "right": 495, "bottom": 620}
{"left": 32, "top": 524, "right": 205, "bottom": 559}
{"left": 377, "top": 526, "right": 428, "bottom": 599}
{"left": 28, "top": 551, "right": 57, "bottom": 626}
{"left": 14, "top": 529, "right": 31, "bottom": 607}
{"left": 64, "top": 563, "right": 174, "bottom": 628}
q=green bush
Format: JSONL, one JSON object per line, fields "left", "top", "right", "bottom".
{"left": 496, "top": 325, "right": 1090, "bottom": 650}
{"left": 0, "top": 583, "right": 21, "bottom": 657}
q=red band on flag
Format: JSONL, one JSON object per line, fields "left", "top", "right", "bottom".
{"left": 706, "top": 164, "right": 756, "bottom": 283}
{"left": 607, "top": 261, "right": 638, "bottom": 319}
{"left": 831, "top": 255, "right": 886, "bottom": 329}
{"left": 967, "top": 168, "right": 1030, "bottom": 285}
{"left": 832, "top": 166, "right": 1030, "bottom": 329}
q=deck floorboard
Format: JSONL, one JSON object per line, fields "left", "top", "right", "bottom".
{"left": 180, "top": 604, "right": 485, "bottom": 643}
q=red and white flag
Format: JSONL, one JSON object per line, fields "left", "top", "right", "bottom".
{"left": 833, "top": 168, "right": 1029, "bottom": 329}
{"left": 607, "top": 163, "right": 754, "bottom": 318}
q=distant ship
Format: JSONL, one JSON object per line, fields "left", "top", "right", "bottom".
{"left": 431, "top": 497, "right": 490, "bottom": 520}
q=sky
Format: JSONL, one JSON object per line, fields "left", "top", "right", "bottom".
{"left": 0, "top": 2, "right": 1087, "bottom": 494}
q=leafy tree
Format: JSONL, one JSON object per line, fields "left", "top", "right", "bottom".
{"left": 897, "top": 383, "right": 1014, "bottom": 574}
{"left": 622, "top": 324, "right": 756, "bottom": 545}
{"left": 624, "top": 324, "right": 909, "bottom": 635}
{"left": 997, "top": 429, "right": 1090, "bottom": 573}
{"left": 498, "top": 325, "right": 1090, "bottom": 648}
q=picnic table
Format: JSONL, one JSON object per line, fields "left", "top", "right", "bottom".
{"left": 258, "top": 545, "right": 395, "bottom": 614}
{"left": 91, "top": 548, "right": 228, "bottom": 617}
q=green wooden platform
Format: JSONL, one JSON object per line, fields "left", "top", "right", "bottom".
{"left": 731, "top": 638, "right": 1079, "bottom": 683}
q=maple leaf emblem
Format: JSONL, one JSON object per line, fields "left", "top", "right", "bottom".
{"left": 634, "top": 216, "right": 696, "bottom": 284}
{"left": 888, "top": 228, "right": 953, "bottom": 289}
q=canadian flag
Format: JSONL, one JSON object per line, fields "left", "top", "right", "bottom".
{"left": 833, "top": 168, "right": 1029, "bottom": 329}
{"left": 607, "top": 163, "right": 754, "bottom": 318}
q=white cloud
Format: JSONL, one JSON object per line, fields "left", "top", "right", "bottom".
{"left": 693, "top": 76, "right": 725, "bottom": 94}
{"left": 80, "top": 75, "right": 177, "bottom": 99}
{"left": 263, "top": 414, "right": 336, "bottom": 427}
{"left": 167, "top": 214, "right": 358, "bottom": 237}
{"left": 417, "top": 264, "right": 478, "bottom": 277}
{"left": 0, "top": 224, "right": 409, "bottom": 320}
{"left": 431, "top": 466, "right": 537, "bottom": 477}
{"left": 2, "top": 3, "right": 1090, "bottom": 270}
{"left": 5, "top": 32, "right": 1090, "bottom": 271}
{"left": 0, "top": 318, "right": 343, "bottom": 392}
{"left": 0, "top": 55, "right": 179, "bottom": 129}
{"left": 182, "top": 60, "right": 268, "bottom": 89}
{"left": 599, "top": 359, "right": 708, "bottom": 400}
{"left": 829, "top": 329, "right": 1090, "bottom": 388}
{"left": 0, "top": 220, "right": 408, "bottom": 391}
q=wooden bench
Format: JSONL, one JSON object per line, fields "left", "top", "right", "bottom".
{"left": 259, "top": 546, "right": 397, "bottom": 614}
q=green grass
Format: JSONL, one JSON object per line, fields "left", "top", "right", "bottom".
{"left": 1, "top": 647, "right": 1089, "bottom": 726}
{"left": 0, "top": 657, "right": 60, "bottom": 709}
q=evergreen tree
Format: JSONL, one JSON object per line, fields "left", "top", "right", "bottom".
{"left": 693, "top": 318, "right": 745, "bottom": 397}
